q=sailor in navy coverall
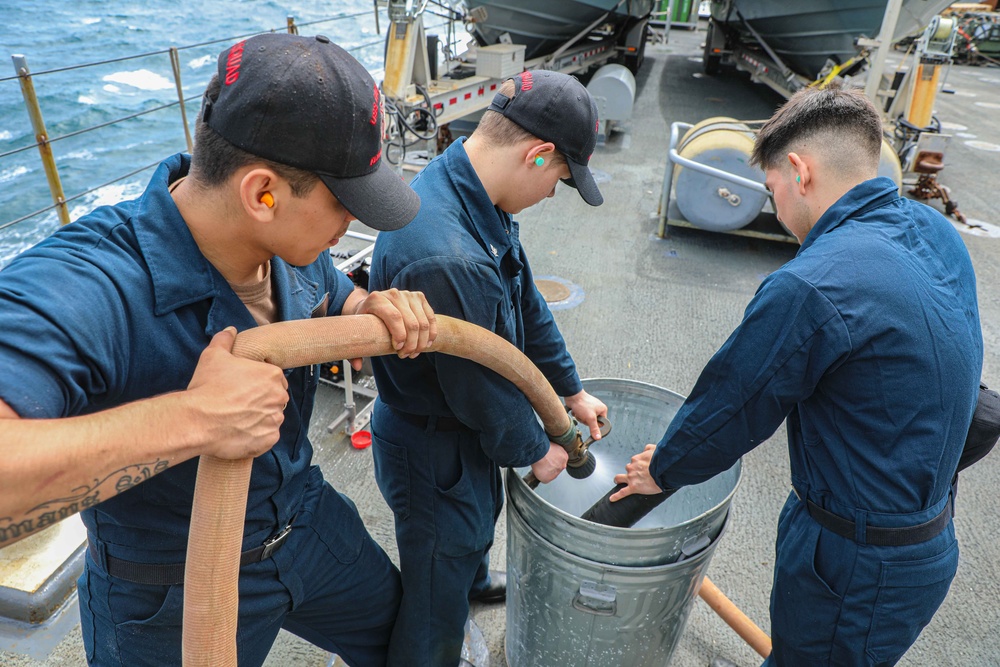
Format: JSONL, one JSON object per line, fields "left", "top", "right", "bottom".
{"left": 0, "top": 35, "right": 436, "bottom": 667}
{"left": 612, "top": 87, "right": 982, "bottom": 666}
{"left": 0, "top": 155, "right": 403, "bottom": 666}
{"left": 369, "top": 70, "right": 609, "bottom": 667}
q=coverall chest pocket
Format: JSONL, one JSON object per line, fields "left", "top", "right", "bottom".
{"left": 496, "top": 270, "right": 522, "bottom": 342}
{"left": 496, "top": 298, "right": 516, "bottom": 341}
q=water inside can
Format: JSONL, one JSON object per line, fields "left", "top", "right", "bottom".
{"left": 517, "top": 377, "right": 740, "bottom": 530}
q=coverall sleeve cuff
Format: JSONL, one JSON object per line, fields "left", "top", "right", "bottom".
{"left": 552, "top": 370, "right": 583, "bottom": 398}
{"left": 507, "top": 436, "right": 552, "bottom": 470}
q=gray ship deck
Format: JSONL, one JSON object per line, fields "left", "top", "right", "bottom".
{"left": 5, "top": 24, "right": 1000, "bottom": 667}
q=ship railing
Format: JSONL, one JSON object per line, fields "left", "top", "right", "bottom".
{"left": 0, "top": 10, "right": 467, "bottom": 436}
{"left": 0, "top": 10, "right": 458, "bottom": 236}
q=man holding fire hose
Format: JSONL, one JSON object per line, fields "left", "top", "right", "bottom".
{"left": 0, "top": 34, "right": 434, "bottom": 666}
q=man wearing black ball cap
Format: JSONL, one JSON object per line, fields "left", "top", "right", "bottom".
{"left": 369, "top": 69, "right": 608, "bottom": 666}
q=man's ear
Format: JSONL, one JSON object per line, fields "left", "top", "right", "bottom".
{"left": 787, "top": 152, "right": 809, "bottom": 191}
{"left": 526, "top": 141, "right": 557, "bottom": 166}
{"left": 240, "top": 168, "right": 279, "bottom": 219}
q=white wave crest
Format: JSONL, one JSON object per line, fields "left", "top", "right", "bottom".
{"left": 0, "top": 130, "right": 12, "bottom": 141}
{"left": 78, "top": 95, "right": 97, "bottom": 105}
{"left": 188, "top": 55, "right": 213, "bottom": 69}
{"left": 102, "top": 69, "right": 174, "bottom": 91}
{"left": 69, "top": 182, "right": 146, "bottom": 221}
{"left": 0, "top": 166, "right": 29, "bottom": 184}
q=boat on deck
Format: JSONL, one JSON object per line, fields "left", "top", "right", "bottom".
{"left": 707, "top": 0, "right": 956, "bottom": 78}
{"left": 464, "top": 0, "right": 654, "bottom": 59}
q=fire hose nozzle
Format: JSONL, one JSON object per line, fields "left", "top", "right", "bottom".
{"left": 523, "top": 414, "right": 612, "bottom": 489}
{"left": 565, "top": 414, "right": 611, "bottom": 479}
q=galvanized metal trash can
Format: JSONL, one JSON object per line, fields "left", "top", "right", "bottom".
{"left": 506, "top": 378, "right": 741, "bottom": 666}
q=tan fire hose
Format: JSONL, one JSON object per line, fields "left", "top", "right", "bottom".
{"left": 182, "top": 314, "right": 576, "bottom": 666}
{"left": 698, "top": 576, "right": 773, "bottom": 658}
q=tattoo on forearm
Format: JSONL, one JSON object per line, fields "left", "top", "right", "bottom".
{"left": 114, "top": 460, "right": 170, "bottom": 494}
{"left": 0, "top": 459, "right": 170, "bottom": 545}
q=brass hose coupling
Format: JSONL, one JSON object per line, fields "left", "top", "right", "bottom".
{"left": 524, "top": 414, "right": 612, "bottom": 488}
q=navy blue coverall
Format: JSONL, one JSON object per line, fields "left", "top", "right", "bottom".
{"left": 0, "top": 155, "right": 401, "bottom": 667}
{"left": 649, "top": 178, "right": 982, "bottom": 666}
{"left": 369, "top": 138, "right": 583, "bottom": 666}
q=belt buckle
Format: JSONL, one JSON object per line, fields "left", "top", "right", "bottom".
{"left": 261, "top": 524, "right": 292, "bottom": 561}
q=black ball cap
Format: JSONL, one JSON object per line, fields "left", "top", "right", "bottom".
{"left": 203, "top": 33, "right": 419, "bottom": 231}
{"left": 486, "top": 70, "right": 604, "bottom": 206}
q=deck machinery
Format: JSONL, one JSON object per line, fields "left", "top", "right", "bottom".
{"left": 379, "top": 0, "right": 649, "bottom": 165}
{"left": 659, "top": 0, "right": 972, "bottom": 241}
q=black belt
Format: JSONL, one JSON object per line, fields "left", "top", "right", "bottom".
{"left": 388, "top": 407, "right": 470, "bottom": 432}
{"left": 799, "top": 492, "right": 952, "bottom": 547}
{"left": 92, "top": 521, "right": 293, "bottom": 586}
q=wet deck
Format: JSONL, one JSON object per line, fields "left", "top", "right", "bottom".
{"left": 4, "top": 22, "right": 1000, "bottom": 667}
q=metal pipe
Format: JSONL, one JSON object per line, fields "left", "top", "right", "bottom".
{"left": 864, "top": 0, "right": 906, "bottom": 103}
{"left": 12, "top": 55, "right": 70, "bottom": 226}
{"left": 169, "top": 48, "right": 194, "bottom": 154}
{"left": 657, "top": 121, "right": 688, "bottom": 237}
{"left": 670, "top": 148, "right": 770, "bottom": 194}
{"left": 733, "top": 7, "right": 791, "bottom": 80}
{"left": 334, "top": 243, "right": 375, "bottom": 273}
{"left": 345, "top": 230, "right": 378, "bottom": 242}
{"left": 545, "top": 0, "right": 628, "bottom": 66}
{"left": 342, "top": 361, "right": 357, "bottom": 431}
{"left": 577, "top": 479, "right": 773, "bottom": 658}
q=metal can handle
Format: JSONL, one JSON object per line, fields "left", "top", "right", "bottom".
{"left": 571, "top": 581, "right": 617, "bottom": 616}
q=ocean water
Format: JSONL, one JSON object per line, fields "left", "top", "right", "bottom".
{"left": 0, "top": 1, "right": 465, "bottom": 267}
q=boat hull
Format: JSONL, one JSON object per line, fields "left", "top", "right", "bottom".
{"left": 467, "top": 0, "right": 653, "bottom": 59}
{"left": 711, "top": 0, "right": 955, "bottom": 78}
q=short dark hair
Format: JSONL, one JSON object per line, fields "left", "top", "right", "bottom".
{"left": 189, "top": 74, "right": 320, "bottom": 196}
{"left": 474, "top": 79, "right": 566, "bottom": 165}
{"left": 750, "top": 84, "right": 882, "bottom": 174}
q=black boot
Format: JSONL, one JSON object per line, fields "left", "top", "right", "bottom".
{"left": 469, "top": 569, "right": 506, "bottom": 603}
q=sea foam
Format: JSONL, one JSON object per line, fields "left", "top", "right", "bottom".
{"left": 102, "top": 69, "right": 174, "bottom": 91}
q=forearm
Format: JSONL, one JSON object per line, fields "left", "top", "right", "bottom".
{"left": 340, "top": 286, "right": 368, "bottom": 316}
{"left": 0, "top": 393, "right": 205, "bottom": 547}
